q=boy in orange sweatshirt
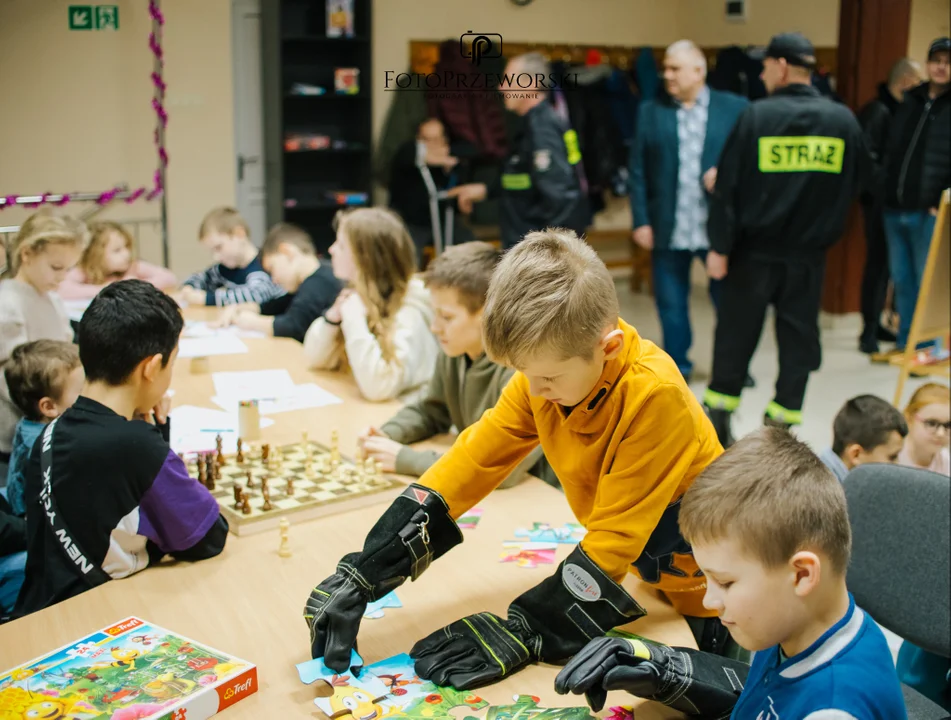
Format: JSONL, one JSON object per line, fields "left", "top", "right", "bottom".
{"left": 304, "top": 229, "right": 727, "bottom": 688}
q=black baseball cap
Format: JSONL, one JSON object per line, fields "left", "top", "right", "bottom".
{"left": 928, "top": 37, "right": 951, "bottom": 59}
{"left": 751, "top": 32, "right": 817, "bottom": 68}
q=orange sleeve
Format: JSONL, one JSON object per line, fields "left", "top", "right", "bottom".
{"left": 419, "top": 373, "right": 540, "bottom": 517}
{"left": 580, "top": 383, "right": 701, "bottom": 581}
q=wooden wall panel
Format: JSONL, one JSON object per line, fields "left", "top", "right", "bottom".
{"left": 824, "top": 0, "right": 912, "bottom": 314}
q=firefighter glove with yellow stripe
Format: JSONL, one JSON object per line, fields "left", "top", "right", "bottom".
{"left": 410, "top": 546, "right": 645, "bottom": 690}
{"left": 304, "top": 485, "right": 463, "bottom": 671}
{"left": 555, "top": 637, "right": 749, "bottom": 718}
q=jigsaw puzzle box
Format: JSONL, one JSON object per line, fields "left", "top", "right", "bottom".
{"left": 0, "top": 617, "right": 256, "bottom": 720}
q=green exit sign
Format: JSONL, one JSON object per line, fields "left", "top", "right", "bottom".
{"left": 69, "top": 5, "right": 119, "bottom": 30}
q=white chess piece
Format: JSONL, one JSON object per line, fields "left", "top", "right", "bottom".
{"left": 278, "top": 518, "right": 292, "bottom": 558}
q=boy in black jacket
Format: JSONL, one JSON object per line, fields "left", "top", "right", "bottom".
{"left": 14, "top": 281, "right": 228, "bottom": 617}
{"left": 215, "top": 223, "right": 342, "bottom": 343}
{"left": 878, "top": 37, "right": 951, "bottom": 359}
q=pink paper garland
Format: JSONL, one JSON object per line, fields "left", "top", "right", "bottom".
{"left": 0, "top": 0, "right": 168, "bottom": 211}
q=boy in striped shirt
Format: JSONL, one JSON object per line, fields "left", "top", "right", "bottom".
{"left": 179, "top": 206, "right": 285, "bottom": 307}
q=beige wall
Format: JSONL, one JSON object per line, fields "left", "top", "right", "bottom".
{"left": 677, "top": 0, "right": 841, "bottom": 48}
{"left": 0, "top": 0, "right": 234, "bottom": 276}
{"left": 908, "top": 0, "right": 951, "bottom": 66}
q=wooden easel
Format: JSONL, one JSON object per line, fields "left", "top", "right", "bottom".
{"left": 892, "top": 190, "right": 951, "bottom": 405}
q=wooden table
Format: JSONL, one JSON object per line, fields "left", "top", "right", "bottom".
{"left": 0, "top": 312, "right": 693, "bottom": 719}
{"left": 172, "top": 309, "right": 405, "bottom": 453}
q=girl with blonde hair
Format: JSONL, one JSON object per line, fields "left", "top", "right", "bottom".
{"left": 303, "top": 208, "right": 437, "bottom": 401}
{"left": 0, "top": 211, "right": 87, "bottom": 456}
{"left": 58, "top": 221, "right": 177, "bottom": 299}
{"left": 899, "top": 382, "right": 950, "bottom": 475}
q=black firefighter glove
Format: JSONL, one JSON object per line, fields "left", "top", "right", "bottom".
{"left": 554, "top": 636, "right": 749, "bottom": 719}
{"left": 304, "top": 485, "right": 462, "bottom": 671}
{"left": 410, "top": 545, "right": 645, "bottom": 690}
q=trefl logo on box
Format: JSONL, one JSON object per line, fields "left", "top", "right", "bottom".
{"left": 104, "top": 618, "right": 144, "bottom": 636}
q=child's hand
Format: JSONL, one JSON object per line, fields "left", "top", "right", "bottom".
{"left": 135, "top": 393, "right": 172, "bottom": 425}
{"left": 357, "top": 426, "right": 386, "bottom": 455}
{"left": 152, "top": 393, "right": 172, "bottom": 425}
{"left": 325, "top": 289, "right": 353, "bottom": 324}
{"left": 177, "top": 286, "right": 206, "bottom": 306}
{"left": 212, "top": 305, "right": 240, "bottom": 328}
{"left": 234, "top": 311, "right": 260, "bottom": 331}
{"left": 363, "top": 435, "right": 403, "bottom": 473}
{"left": 340, "top": 291, "right": 366, "bottom": 320}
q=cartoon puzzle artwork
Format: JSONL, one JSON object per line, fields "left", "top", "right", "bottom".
{"left": 299, "top": 653, "right": 489, "bottom": 720}
{"left": 184, "top": 431, "right": 404, "bottom": 536}
{"left": 0, "top": 617, "right": 256, "bottom": 720}
{"left": 298, "top": 654, "right": 598, "bottom": 720}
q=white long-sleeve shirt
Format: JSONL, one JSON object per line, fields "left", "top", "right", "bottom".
{"left": 303, "top": 278, "right": 438, "bottom": 402}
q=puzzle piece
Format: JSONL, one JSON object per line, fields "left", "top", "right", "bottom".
{"left": 363, "top": 591, "right": 403, "bottom": 619}
{"left": 457, "top": 508, "right": 484, "bottom": 530}
{"left": 485, "top": 695, "right": 596, "bottom": 720}
{"left": 513, "top": 522, "right": 585, "bottom": 544}
{"left": 447, "top": 706, "right": 490, "bottom": 720}
{"left": 391, "top": 687, "right": 489, "bottom": 719}
{"left": 312, "top": 671, "right": 390, "bottom": 719}
{"left": 297, "top": 650, "right": 364, "bottom": 685}
{"left": 365, "top": 653, "right": 433, "bottom": 712}
{"left": 364, "top": 654, "right": 489, "bottom": 718}
{"left": 500, "top": 541, "right": 557, "bottom": 568}
{"left": 604, "top": 708, "right": 635, "bottom": 720}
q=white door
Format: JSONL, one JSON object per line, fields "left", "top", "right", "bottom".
{"left": 232, "top": 0, "right": 267, "bottom": 246}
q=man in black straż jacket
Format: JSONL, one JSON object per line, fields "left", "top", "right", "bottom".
{"left": 702, "top": 33, "right": 871, "bottom": 447}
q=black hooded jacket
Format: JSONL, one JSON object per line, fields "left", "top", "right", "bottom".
{"left": 885, "top": 82, "right": 951, "bottom": 210}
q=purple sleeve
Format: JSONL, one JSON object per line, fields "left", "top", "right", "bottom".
{"left": 138, "top": 450, "right": 222, "bottom": 553}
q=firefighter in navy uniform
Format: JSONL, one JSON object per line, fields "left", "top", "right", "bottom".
{"left": 449, "top": 52, "right": 590, "bottom": 250}
{"left": 702, "top": 33, "right": 871, "bottom": 446}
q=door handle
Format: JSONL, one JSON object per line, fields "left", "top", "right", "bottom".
{"left": 237, "top": 155, "right": 260, "bottom": 181}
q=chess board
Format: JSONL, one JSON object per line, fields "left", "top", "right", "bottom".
{"left": 185, "top": 440, "right": 405, "bottom": 536}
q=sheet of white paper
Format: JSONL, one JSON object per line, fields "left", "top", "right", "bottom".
{"left": 168, "top": 404, "right": 274, "bottom": 454}
{"left": 183, "top": 320, "right": 266, "bottom": 339}
{"left": 211, "top": 369, "right": 296, "bottom": 401}
{"left": 62, "top": 299, "right": 92, "bottom": 323}
{"left": 211, "top": 383, "right": 342, "bottom": 415}
{"left": 178, "top": 334, "right": 249, "bottom": 359}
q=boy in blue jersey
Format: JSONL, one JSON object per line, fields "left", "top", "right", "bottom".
{"left": 555, "top": 427, "right": 906, "bottom": 720}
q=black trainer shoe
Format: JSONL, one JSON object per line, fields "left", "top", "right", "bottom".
{"left": 705, "top": 406, "right": 736, "bottom": 448}
{"left": 859, "top": 335, "right": 880, "bottom": 355}
{"left": 876, "top": 325, "right": 897, "bottom": 343}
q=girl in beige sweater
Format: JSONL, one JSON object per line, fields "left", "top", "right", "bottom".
{"left": 303, "top": 208, "right": 438, "bottom": 402}
{"left": 0, "top": 212, "right": 86, "bottom": 455}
